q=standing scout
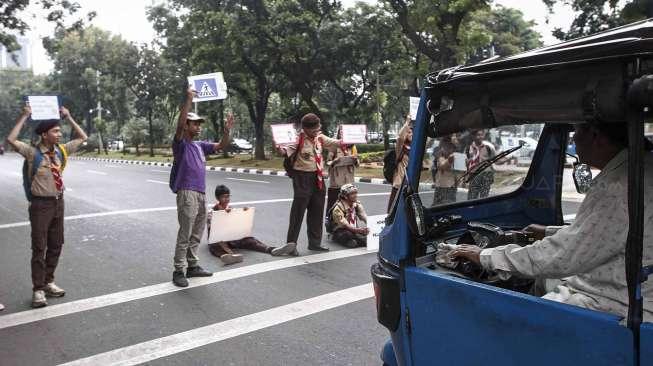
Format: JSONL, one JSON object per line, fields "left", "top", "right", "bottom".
{"left": 6, "top": 104, "right": 87, "bottom": 308}
{"left": 278, "top": 113, "right": 343, "bottom": 253}
{"left": 170, "top": 87, "right": 234, "bottom": 287}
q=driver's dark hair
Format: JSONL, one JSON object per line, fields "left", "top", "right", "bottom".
{"left": 591, "top": 123, "right": 628, "bottom": 148}
{"left": 214, "top": 184, "right": 230, "bottom": 198}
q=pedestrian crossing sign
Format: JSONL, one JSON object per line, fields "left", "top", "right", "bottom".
{"left": 187, "top": 72, "right": 228, "bottom": 102}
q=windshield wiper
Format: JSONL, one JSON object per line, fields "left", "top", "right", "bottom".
{"left": 457, "top": 143, "right": 524, "bottom": 185}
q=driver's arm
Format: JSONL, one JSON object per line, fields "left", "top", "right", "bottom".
{"left": 480, "top": 195, "right": 627, "bottom": 278}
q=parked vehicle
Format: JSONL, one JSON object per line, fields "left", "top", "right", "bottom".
{"left": 229, "top": 138, "right": 253, "bottom": 153}
{"left": 372, "top": 19, "right": 653, "bottom": 366}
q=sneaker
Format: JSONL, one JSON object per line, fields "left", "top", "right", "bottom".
{"left": 172, "top": 270, "right": 188, "bottom": 287}
{"left": 308, "top": 245, "right": 329, "bottom": 252}
{"left": 220, "top": 254, "right": 244, "bottom": 265}
{"left": 186, "top": 266, "right": 214, "bottom": 277}
{"left": 44, "top": 282, "right": 66, "bottom": 297}
{"left": 0, "top": 303, "right": 4, "bottom": 311}
{"left": 31, "top": 290, "right": 47, "bottom": 308}
{"left": 271, "top": 242, "right": 297, "bottom": 256}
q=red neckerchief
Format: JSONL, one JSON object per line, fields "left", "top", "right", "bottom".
{"left": 307, "top": 134, "right": 324, "bottom": 190}
{"left": 347, "top": 203, "right": 356, "bottom": 225}
{"left": 45, "top": 150, "right": 63, "bottom": 192}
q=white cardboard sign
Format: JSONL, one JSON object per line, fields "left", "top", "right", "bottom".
{"left": 187, "top": 72, "right": 228, "bottom": 102}
{"left": 409, "top": 97, "right": 420, "bottom": 121}
{"left": 452, "top": 152, "right": 467, "bottom": 171}
{"left": 366, "top": 214, "right": 387, "bottom": 252}
{"left": 271, "top": 124, "right": 297, "bottom": 145}
{"left": 341, "top": 124, "right": 367, "bottom": 144}
{"left": 208, "top": 207, "right": 255, "bottom": 243}
{"left": 27, "top": 96, "right": 60, "bottom": 121}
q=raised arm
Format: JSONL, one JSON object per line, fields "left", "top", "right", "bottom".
{"left": 213, "top": 112, "right": 235, "bottom": 151}
{"left": 175, "top": 87, "right": 196, "bottom": 141}
{"left": 6, "top": 105, "right": 31, "bottom": 150}
{"left": 60, "top": 107, "right": 87, "bottom": 141}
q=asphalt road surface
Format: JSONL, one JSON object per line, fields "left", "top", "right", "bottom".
{"left": 0, "top": 152, "right": 581, "bottom": 366}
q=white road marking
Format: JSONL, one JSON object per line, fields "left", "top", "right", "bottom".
{"left": 226, "top": 177, "right": 270, "bottom": 184}
{"left": 0, "top": 248, "right": 375, "bottom": 330}
{"left": 86, "top": 170, "right": 108, "bottom": 176}
{"left": 58, "top": 283, "right": 373, "bottom": 366}
{"left": 104, "top": 165, "right": 121, "bottom": 168}
{"left": 150, "top": 169, "right": 169, "bottom": 173}
{"left": 10, "top": 172, "right": 21, "bottom": 177}
{"left": 564, "top": 214, "right": 576, "bottom": 221}
{"left": 0, "top": 193, "right": 390, "bottom": 230}
{"left": 146, "top": 179, "right": 168, "bottom": 185}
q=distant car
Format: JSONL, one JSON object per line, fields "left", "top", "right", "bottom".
{"left": 229, "top": 138, "right": 253, "bottom": 153}
{"left": 500, "top": 136, "right": 537, "bottom": 159}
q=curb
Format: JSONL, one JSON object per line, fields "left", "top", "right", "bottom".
{"left": 71, "top": 156, "right": 416, "bottom": 187}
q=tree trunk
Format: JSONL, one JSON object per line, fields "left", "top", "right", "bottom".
{"left": 219, "top": 101, "right": 229, "bottom": 158}
{"left": 135, "top": 144, "right": 140, "bottom": 156}
{"left": 148, "top": 111, "right": 155, "bottom": 157}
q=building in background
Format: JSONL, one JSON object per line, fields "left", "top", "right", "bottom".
{"left": 0, "top": 36, "right": 32, "bottom": 70}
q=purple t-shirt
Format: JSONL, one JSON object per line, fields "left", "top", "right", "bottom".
{"left": 171, "top": 138, "right": 215, "bottom": 194}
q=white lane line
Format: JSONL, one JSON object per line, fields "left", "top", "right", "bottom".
{"left": 104, "top": 165, "right": 121, "bottom": 168}
{"left": 564, "top": 214, "right": 576, "bottom": 221}
{"left": 226, "top": 177, "right": 269, "bottom": 184}
{"left": 150, "top": 169, "right": 169, "bottom": 173}
{"left": 0, "top": 193, "right": 390, "bottom": 230}
{"left": 58, "top": 283, "right": 373, "bottom": 366}
{"left": 0, "top": 248, "right": 375, "bottom": 330}
{"left": 86, "top": 170, "right": 108, "bottom": 176}
{"left": 146, "top": 179, "right": 168, "bottom": 185}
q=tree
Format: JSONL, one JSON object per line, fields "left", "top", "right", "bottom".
{"left": 0, "top": 69, "right": 49, "bottom": 140}
{"left": 543, "top": 0, "right": 651, "bottom": 40}
{"left": 1, "top": 0, "right": 95, "bottom": 51}
{"left": 121, "top": 118, "right": 148, "bottom": 156}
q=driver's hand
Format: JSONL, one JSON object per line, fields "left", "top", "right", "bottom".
{"left": 522, "top": 224, "right": 546, "bottom": 240}
{"left": 449, "top": 244, "right": 483, "bottom": 265}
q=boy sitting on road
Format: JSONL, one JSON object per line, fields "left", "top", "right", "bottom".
{"left": 328, "top": 184, "right": 369, "bottom": 248}
{"left": 207, "top": 185, "right": 296, "bottom": 265}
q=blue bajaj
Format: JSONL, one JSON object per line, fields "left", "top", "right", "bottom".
{"left": 372, "top": 19, "right": 653, "bottom": 366}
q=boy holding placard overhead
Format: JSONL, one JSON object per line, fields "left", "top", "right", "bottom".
{"left": 169, "top": 86, "right": 234, "bottom": 288}
{"left": 6, "top": 103, "right": 87, "bottom": 308}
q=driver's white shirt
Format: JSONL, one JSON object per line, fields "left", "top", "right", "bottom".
{"left": 480, "top": 149, "right": 653, "bottom": 321}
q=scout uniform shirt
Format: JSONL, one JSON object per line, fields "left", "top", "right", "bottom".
{"left": 331, "top": 200, "right": 368, "bottom": 231}
{"left": 286, "top": 132, "right": 341, "bottom": 173}
{"left": 14, "top": 140, "right": 82, "bottom": 197}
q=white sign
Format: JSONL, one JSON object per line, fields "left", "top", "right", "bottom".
{"left": 340, "top": 124, "right": 367, "bottom": 144}
{"left": 187, "top": 72, "right": 228, "bottom": 102}
{"left": 27, "top": 96, "right": 60, "bottom": 121}
{"left": 366, "top": 214, "right": 387, "bottom": 252}
{"left": 453, "top": 152, "right": 467, "bottom": 171}
{"left": 409, "top": 96, "right": 420, "bottom": 121}
{"left": 271, "top": 124, "right": 297, "bottom": 145}
{"left": 208, "top": 207, "right": 255, "bottom": 243}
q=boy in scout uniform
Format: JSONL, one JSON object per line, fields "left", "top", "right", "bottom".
{"left": 6, "top": 104, "right": 87, "bottom": 308}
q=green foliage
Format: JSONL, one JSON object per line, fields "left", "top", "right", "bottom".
{"left": 0, "top": 69, "right": 49, "bottom": 140}
{"left": 355, "top": 143, "right": 386, "bottom": 154}
{"left": 121, "top": 118, "right": 149, "bottom": 155}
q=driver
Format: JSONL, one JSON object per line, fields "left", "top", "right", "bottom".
{"left": 450, "top": 123, "right": 653, "bottom": 321}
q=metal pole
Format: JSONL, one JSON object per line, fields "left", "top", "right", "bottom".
{"left": 96, "top": 70, "right": 103, "bottom": 154}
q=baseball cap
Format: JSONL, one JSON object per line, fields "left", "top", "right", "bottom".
{"left": 187, "top": 112, "right": 205, "bottom": 122}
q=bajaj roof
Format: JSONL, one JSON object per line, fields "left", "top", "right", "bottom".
{"left": 426, "top": 19, "right": 653, "bottom": 135}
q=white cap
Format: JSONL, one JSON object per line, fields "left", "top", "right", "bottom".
{"left": 187, "top": 112, "right": 205, "bottom": 122}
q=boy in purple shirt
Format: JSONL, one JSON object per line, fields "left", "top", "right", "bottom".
{"left": 171, "top": 86, "right": 235, "bottom": 287}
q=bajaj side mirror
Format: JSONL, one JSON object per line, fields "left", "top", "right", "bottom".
{"left": 405, "top": 192, "right": 427, "bottom": 237}
{"left": 572, "top": 163, "right": 592, "bottom": 194}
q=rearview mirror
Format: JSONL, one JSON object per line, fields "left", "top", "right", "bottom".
{"left": 572, "top": 162, "right": 593, "bottom": 194}
{"left": 405, "top": 192, "right": 427, "bottom": 237}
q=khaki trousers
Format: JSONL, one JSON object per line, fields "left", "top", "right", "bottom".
{"left": 29, "top": 198, "right": 65, "bottom": 291}
{"left": 174, "top": 190, "right": 206, "bottom": 271}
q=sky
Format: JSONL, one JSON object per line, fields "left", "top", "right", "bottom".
{"left": 23, "top": 0, "right": 577, "bottom": 75}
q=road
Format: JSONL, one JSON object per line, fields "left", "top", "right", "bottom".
{"left": 0, "top": 153, "right": 581, "bottom": 366}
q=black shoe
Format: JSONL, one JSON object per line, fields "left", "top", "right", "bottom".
{"left": 172, "top": 271, "right": 188, "bottom": 287}
{"left": 308, "top": 245, "right": 329, "bottom": 252}
{"left": 186, "top": 266, "right": 213, "bottom": 277}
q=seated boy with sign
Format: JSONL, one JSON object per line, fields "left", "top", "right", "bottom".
{"left": 327, "top": 184, "right": 369, "bottom": 248}
{"left": 207, "top": 185, "right": 297, "bottom": 265}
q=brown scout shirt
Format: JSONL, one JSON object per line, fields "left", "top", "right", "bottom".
{"left": 285, "top": 132, "right": 341, "bottom": 173}
{"left": 14, "top": 139, "right": 83, "bottom": 197}
{"left": 330, "top": 199, "right": 368, "bottom": 231}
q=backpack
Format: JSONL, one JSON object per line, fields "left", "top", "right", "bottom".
{"left": 283, "top": 133, "right": 305, "bottom": 178}
{"left": 22, "top": 144, "right": 68, "bottom": 201}
{"left": 383, "top": 149, "right": 398, "bottom": 183}
{"left": 324, "top": 201, "right": 340, "bottom": 234}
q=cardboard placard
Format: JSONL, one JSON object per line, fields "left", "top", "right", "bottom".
{"left": 187, "top": 72, "right": 228, "bottom": 102}
{"left": 271, "top": 124, "right": 297, "bottom": 145}
{"left": 366, "top": 214, "right": 387, "bottom": 252}
{"left": 452, "top": 152, "right": 467, "bottom": 171}
{"left": 340, "top": 124, "right": 367, "bottom": 144}
{"left": 26, "top": 96, "right": 60, "bottom": 121}
{"left": 207, "top": 207, "right": 255, "bottom": 243}
{"left": 409, "top": 96, "right": 420, "bottom": 121}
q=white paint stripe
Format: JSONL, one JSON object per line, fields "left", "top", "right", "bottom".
{"left": 104, "top": 165, "right": 121, "bottom": 168}
{"left": 0, "top": 248, "right": 375, "bottom": 330}
{"left": 226, "top": 177, "right": 270, "bottom": 184}
{"left": 150, "top": 169, "right": 169, "bottom": 173}
{"left": 86, "top": 170, "right": 108, "bottom": 176}
{"left": 58, "top": 283, "right": 373, "bottom": 366}
{"left": 0, "top": 193, "right": 390, "bottom": 230}
{"left": 146, "top": 179, "right": 168, "bottom": 185}
{"left": 564, "top": 214, "right": 577, "bottom": 221}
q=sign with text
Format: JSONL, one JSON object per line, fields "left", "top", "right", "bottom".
{"left": 187, "top": 72, "right": 228, "bottom": 102}
{"left": 208, "top": 207, "right": 255, "bottom": 243}
{"left": 26, "top": 96, "right": 60, "bottom": 121}
{"left": 271, "top": 124, "right": 297, "bottom": 145}
{"left": 366, "top": 214, "right": 387, "bottom": 252}
{"left": 340, "top": 124, "right": 367, "bottom": 144}
{"left": 409, "top": 96, "right": 420, "bottom": 121}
